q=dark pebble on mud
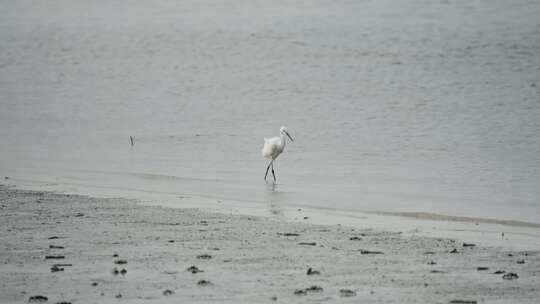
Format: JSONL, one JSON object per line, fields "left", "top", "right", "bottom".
{"left": 349, "top": 236, "right": 362, "bottom": 241}
{"left": 197, "top": 280, "right": 212, "bottom": 286}
{"left": 115, "top": 294, "right": 122, "bottom": 299}
{"left": 55, "top": 302, "right": 72, "bottom": 304}
{"left": 307, "top": 267, "right": 320, "bottom": 275}
{"left": 493, "top": 270, "right": 506, "bottom": 274}
{"left": 340, "top": 289, "right": 356, "bottom": 297}
{"left": 502, "top": 273, "right": 519, "bottom": 280}
{"left": 298, "top": 242, "right": 317, "bottom": 246}
{"left": 28, "top": 295, "right": 48, "bottom": 302}
{"left": 54, "top": 264, "right": 72, "bottom": 267}
{"left": 279, "top": 232, "right": 300, "bottom": 236}
{"left": 449, "top": 248, "right": 459, "bottom": 254}
{"left": 187, "top": 266, "right": 203, "bottom": 274}
{"left": 74, "top": 213, "right": 84, "bottom": 217}
{"left": 294, "top": 289, "right": 307, "bottom": 296}
{"left": 450, "top": 301, "right": 477, "bottom": 304}
{"left": 120, "top": 269, "right": 127, "bottom": 275}
{"left": 477, "top": 267, "right": 489, "bottom": 271}
{"left": 49, "top": 245, "right": 64, "bottom": 249}
{"left": 48, "top": 236, "right": 59, "bottom": 240}
{"left": 51, "top": 265, "right": 64, "bottom": 272}
{"left": 113, "top": 254, "right": 118, "bottom": 257}
{"left": 168, "top": 240, "right": 175, "bottom": 243}
{"left": 114, "top": 259, "right": 127, "bottom": 264}
{"left": 360, "top": 250, "right": 383, "bottom": 254}
{"left": 197, "top": 254, "right": 212, "bottom": 259}
{"left": 463, "top": 243, "right": 476, "bottom": 247}
{"left": 294, "top": 286, "right": 323, "bottom": 295}
{"left": 427, "top": 261, "right": 437, "bottom": 265}
{"left": 163, "top": 289, "right": 174, "bottom": 296}
{"left": 517, "top": 260, "right": 525, "bottom": 264}
{"left": 45, "top": 255, "right": 65, "bottom": 259}
{"left": 306, "top": 286, "right": 323, "bottom": 292}
{"left": 113, "top": 268, "right": 119, "bottom": 275}
{"left": 91, "top": 282, "right": 98, "bottom": 286}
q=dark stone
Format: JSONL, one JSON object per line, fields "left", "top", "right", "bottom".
{"left": 493, "top": 270, "right": 506, "bottom": 274}
{"left": 462, "top": 243, "right": 476, "bottom": 247}
{"left": 163, "top": 289, "right": 174, "bottom": 296}
{"left": 449, "top": 248, "right": 459, "bottom": 254}
{"left": 306, "top": 285, "right": 323, "bottom": 292}
{"left": 53, "top": 264, "right": 72, "bottom": 267}
{"left": 340, "top": 289, "right": 356, "bottom": 297}
{"left": 120, "top": 269, "right": 127, "bottom": 275}
{"left": 306, "top": 268, "right": 320, "bottom": 275}
{"left": 28, "top": 295, "right": 48, "bottom": 302}
{"left": 197, "top": 254, "right": 212, "bottom": 259}
{"left": 49, "top": 245, "right": 64, "bottom": 249}
{"left": 450, "top": 301, "right": 477, "bottom": 304}
{"left": 298, "top": 242, "right": 317, "bottom": 246}
{"left": 477, "top": 267, "right": 489, "bottom": 271}
{"left": 115, "top": 294, "right": 122, "bottom": 299}
{"left": 114, "top": 259, "right": 127, "bottom": 264}
{"left": 45, "top": 255, "right": 65, "bottom": 259}
{"left": 294, "top": 289, "right": 307, "bottom": 296}
{"left": 113, "top": 254, "right": 118, "bottom": 257}
{"left": 197, "top": 280, "right": 212, "bottom": 286}
{"left": 187, "top": 266, "right": 203, "bottom": 274}
{"left": 51, "top": 265, "right": 64, "bottom": 272}
{"left": 427, "top": 261, "right": 437, "bottom": 265}
{"left": 516, "top": 260, "right": 525, "bottom": 264}
{"left": 294, "top": 285, "right": 323, "bottom": 295}
{"left": 349, "top": 236, "right": 362, "bottom": 241}
{"left": 502, "top": 273, "right": 519, "bottom": 280}
{"left": 91, "top": 282, "right": 98, "bottom": 286}
{"left": 279, "top": 232, "right": 300, "bottom": 236}
{"left": 360, "top": 250, "right": 383, "bottom": 254}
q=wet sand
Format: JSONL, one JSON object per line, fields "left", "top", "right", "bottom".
{"left": 1, "top": 186, "right": 539, "bottom": 303}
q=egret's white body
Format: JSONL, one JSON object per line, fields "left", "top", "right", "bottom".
{"left": 262, "top": 126, "right": 293, "bottom": 182}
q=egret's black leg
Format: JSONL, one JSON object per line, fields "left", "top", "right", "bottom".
{"left": 264, "top": 160, "right": 272, "bottom": 180}
{"left": 271, "top": 162, "right": 276, "bottom": 182}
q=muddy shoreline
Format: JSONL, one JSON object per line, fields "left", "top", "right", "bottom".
{"left": 1, "top": 186, "right": 538, "bottom": 303}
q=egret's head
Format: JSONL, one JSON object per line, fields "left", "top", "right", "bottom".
{"left": 280, "top": 126, "right": 294, "bottom": 142}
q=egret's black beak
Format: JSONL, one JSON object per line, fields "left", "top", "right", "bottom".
{"left": 285, "top": 131, "right": 294, "bottom": 142}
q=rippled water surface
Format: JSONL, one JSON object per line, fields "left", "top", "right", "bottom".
{"left": 1, "top": 0, "right": 539, "bottom": 222}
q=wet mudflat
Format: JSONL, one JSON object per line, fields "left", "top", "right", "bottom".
{"left": 0, "top": 186, "right": 538, "bottom": 303}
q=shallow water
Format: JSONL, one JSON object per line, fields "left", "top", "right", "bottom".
{"left": 1, "top": 0, "right": 539, "bottom": 223}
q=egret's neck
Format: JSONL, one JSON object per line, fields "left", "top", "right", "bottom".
{"left": 280, "top": 133, "right": 287, "bottom": 148}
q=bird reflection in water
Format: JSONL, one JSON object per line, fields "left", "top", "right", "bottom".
{"left": 266, "top": 182, "right": 285, "bottom": 217}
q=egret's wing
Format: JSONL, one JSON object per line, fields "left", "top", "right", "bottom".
{"left": 262, "top": 137, "right": 280, "bottom": 158}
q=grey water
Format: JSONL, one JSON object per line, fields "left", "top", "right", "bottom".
{"left": 1, "top": 0, "right": 539, "bottom": 223}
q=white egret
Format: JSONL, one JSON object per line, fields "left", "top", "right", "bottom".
{"left": 261, "top": 126, "right": 294, "bottom": 182}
